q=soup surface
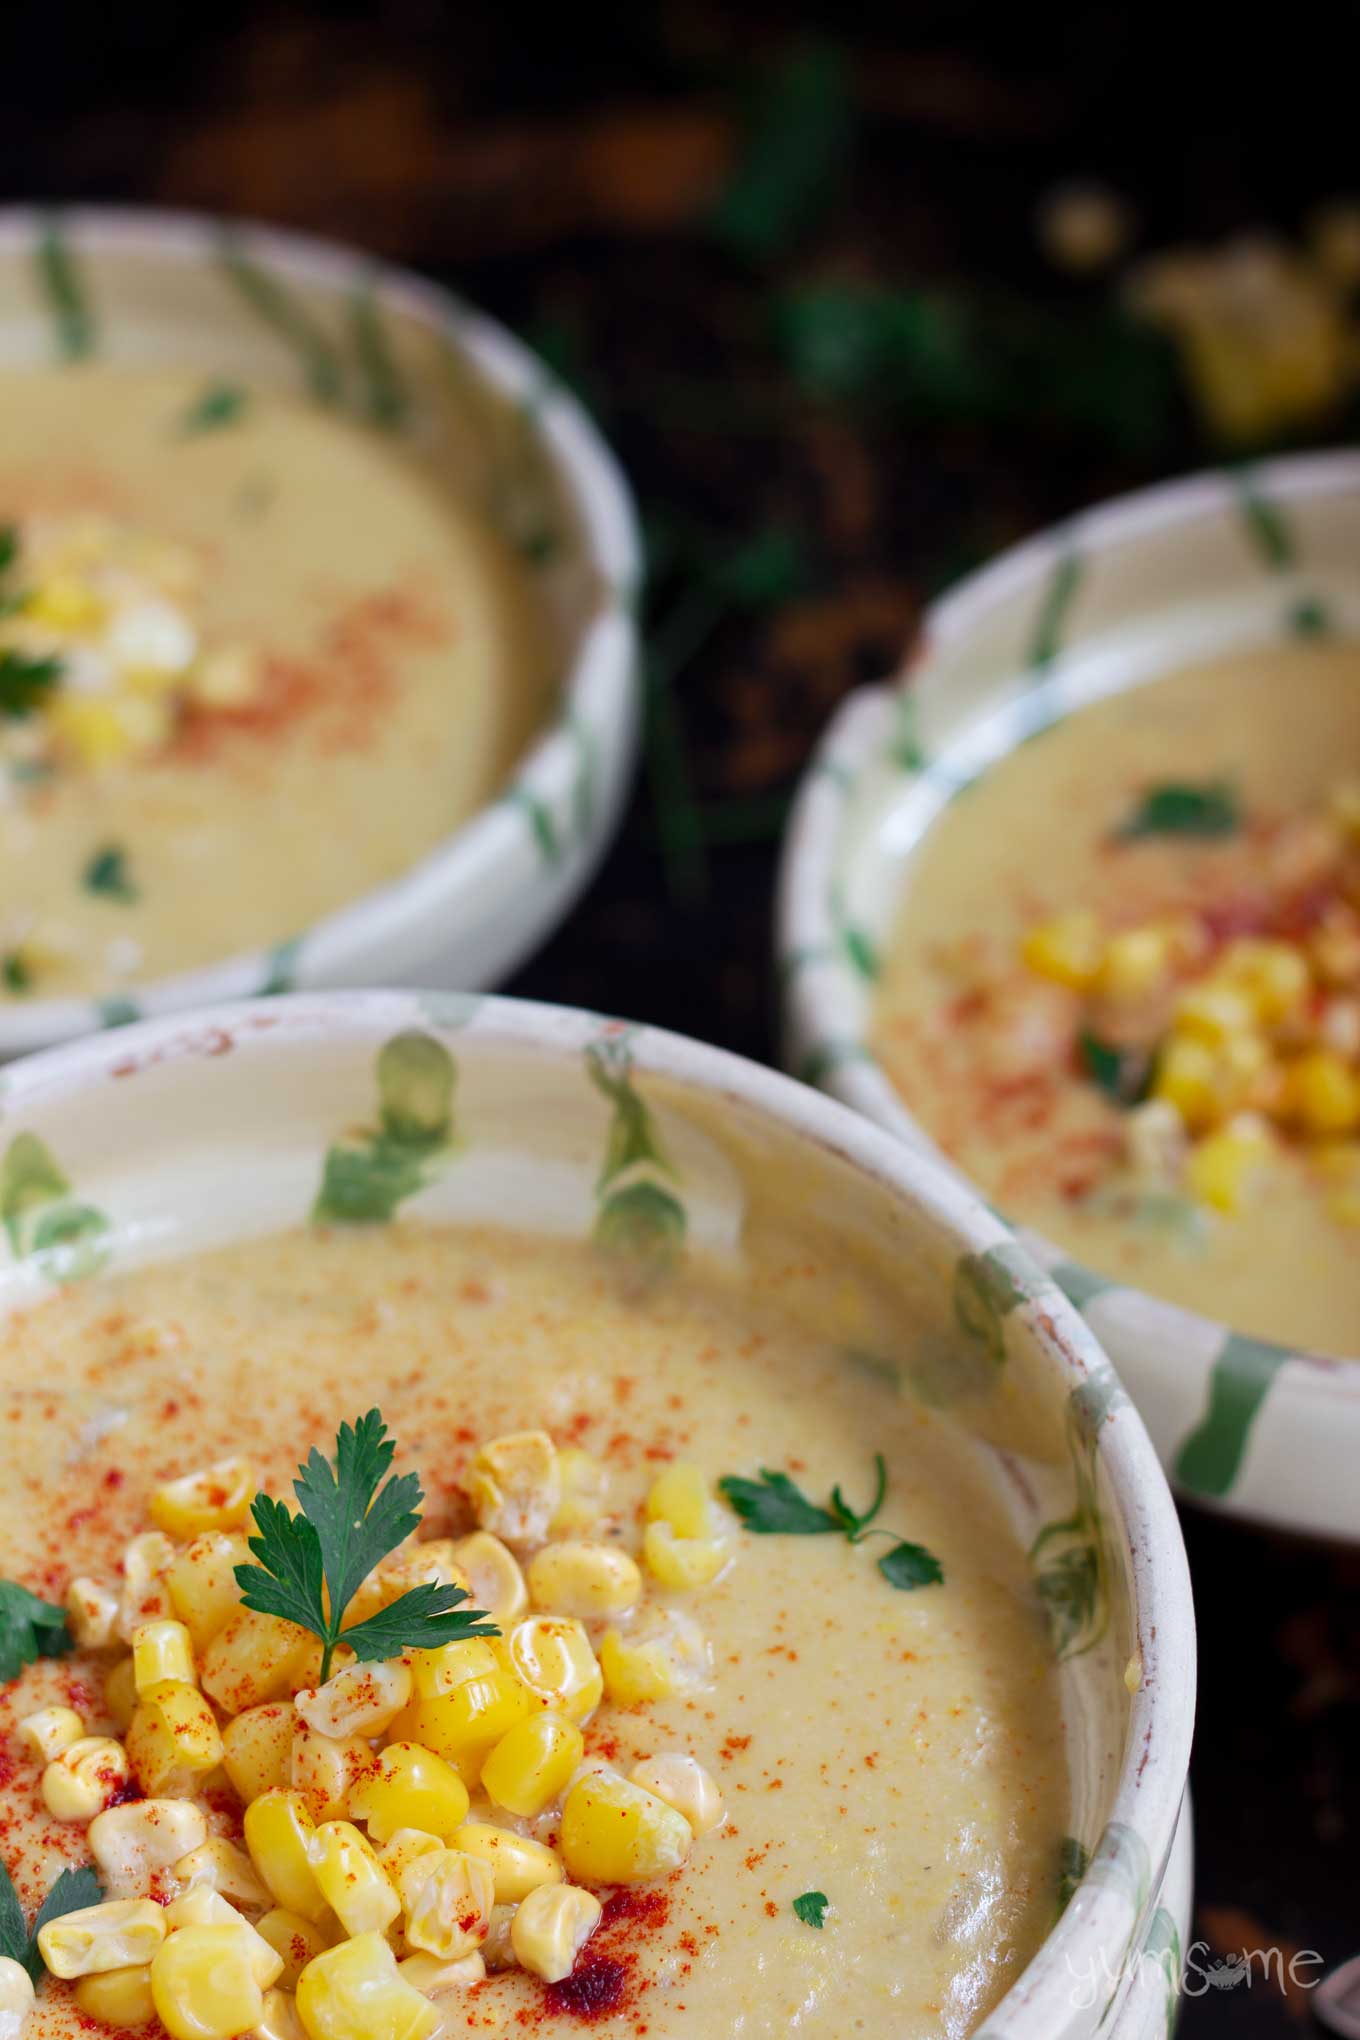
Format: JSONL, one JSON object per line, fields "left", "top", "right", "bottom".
{"left": 0, "top": 367, "right": 550, "bottom": 1000}
{"left": 1, "top": 1222, "right": 1066, "bottom": 2040}
{"left": 875, "top": 639, "right": 1360, "bottom": 1352}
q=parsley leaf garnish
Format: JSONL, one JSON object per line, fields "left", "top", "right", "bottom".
{"left": 1078, "top": 1030, "right": 1151, "bottom": 1108}
{"left": 0, "top": 1859, "right": 102, "bottom": 1982}
{"left": 792, "top": 1890, "right": 828, "bottom": 1928}
{"left": 1, "top": 952, "right": 31, "bottom": 994}
{"left": 178, "top": 382, "right": 249, "bottom": 436}
{"left": 0, "top": 525, "right": 18, "bottom": 578}
{"left": 83, "top": 845, "right": 138, "bottom": 904}
{"left": 1116, "top": 780, "right": 1239, "bottom": 841}
{"left": 0, "top": 649, "right": 61, "bottom": 720}
{"left": 0, "top": 1580, "right": 73, "bottom": 1683}
{"left": 719, "top": 1457, "right": 944, "bottom": 1593}
{"left": 235, "top": 1410, "right": 498, "bottom": 1682}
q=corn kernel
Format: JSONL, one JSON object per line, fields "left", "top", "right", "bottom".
{"left": 244, "top": 1792, "right": 329, "bottom": 1926}
{"left": 373, "top": 1545, "right": 470, "bottom": 1610}
{"left": 628, "top": 1752, "right": 724, "bottom": 1835}
{"left": 256, "top": 1914, "right": 332, "bottom": 1992}
{"left": 450, "top": 1823, "right": 563, "bottom": 1904}
{"left": 174, "top": 1839, "right": 272, "bottom": 1914}
{"left": 74, "top": 1962, "right": 156, "bottom": 2028}
{"left": 42, "top": 1734, "right": 131, "bottom": 1821}
{"left": 295, "top": 1933, "right": 438, "bottom": 2040}
{"left": 599, "top": 1610, "right": 710, "bottom": 1706}
{"left": 375, "top": 1830, "right": 444, "bottom": 1891}
{"left": 150, "top": 1459, "right": 255, "bottom": 1541}
{"left": 397, "top": 1851, "right": 494, "bottom": 1961}
{"left": 134, "top": 1620, "right": 197, "bottom": 1694}
{"left": 105, "top": 1657, "right": 139, "bottom": 1734}
{"left": 447, "top": 1535, "right": 527, "bottom": 1628}
{"left": 151, "top": 1924, "right": 265, "bottom": 2040}
{"left": 1215, "top": 938, "right": 1311, "bottom": 1023}
{"left": 202, "top": 1611, "right": 311, "bottom": 1716}
{"left": 254, "top": 1988, "right": 306, "bottom": 2040}
{"left": 89, "top": 1800, "right": 208, "bottom": 1897}
{"left": 467, "top": 1432, "right": 560, "bottom": 1545}
{"left": 118, "top": 1532, "right": 179, "bottom": 1644}
{"left": 526, "top": 1542, "right": 641, "bottom": 1619}
{"left": 1021, "top": 910, "right": 1104, "bottom": 992}
{"left": 166, "top": 1533, "right": 252, "bottom": 1654}
{"left": 128, "top": 1682, "right": 224, "bottom": 1794}
{"left": 222, "top": 1705, "right": 295, "bottom": 1804}
{"left": 642, "top": 1522, "right": 730, "bottom": 1591}
{"left": 348, "top": 1743, "right": 469, "bottom": 1845}
{"left": 509, "top": 1884, "right": 602, "bottom": 1986}
{"left": 1097, "top": 926, "right": 1173, "bottom": 1002}
{"left": 395, "top": 1952, "right": 485, "bottom": 1995}
{"left": 479, "top": 1905, "right": 518, "bottom": 1973}
{"left": 68, "top": 1577, "right": 120, "bottom": 1651}
{"left": 162, "top": 1891, "right": 284, "bottom": 1990}
{"left": 295, "top": 1660, "right": 410, "bottom": 1742}
{"left": 1185, "top": 1117, "right": 1276, "bottom": 1214}
{"left": 480, "top": 1712, "right": 582, "bottom": 1818}
{"left": 0, "top": 1957, "right": 33, "bottom": 2040}
{"left": 290, "top": 1724, "right": 377, "bottom": 1824}
{"left": 504, "top": 1617, "right": 602, "bottom": 1726}
{"left": 560, "top": 1771, "right": 693, "bottom": 1885}
{"left": 549, "top": 1450, "right": 609, "bottom": 1537}
{"left": 39, "top": 1899, "right": 168, "bottom": 1978}
{"left": 405, "top": 1672, "right": 531, "bottom": 1784}
{"left": 1152, "top": 1033, "right": 1233, "bottom": 1133}
{"left": 305, "top": 1823, "right": 400, "bottom": 1939}
{"left": 18, "top": 1704, "right": 84, "bottom": 1762}
{"left": 1282, "top": 1049, "right": 1360, "bottom": 1136}
{"left": 189, "top": 647, "right": 262, "bottom": 711}
{"left": 644, "top": 1464, "right": 712, "bottom": 1540}
{"left": 28, "top": 573, "right": 104, "bottom": 633}
{"left": 405, "top": 1639, "right": 500, "bottom": 1704}
{"left": 49, "top": 697, "right": 133, "bottom": 769}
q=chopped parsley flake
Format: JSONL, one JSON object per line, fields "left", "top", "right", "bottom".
{"left": 792, "top": 1891, "right": 829, "bottom": 1929}
{"left": 83, "top": 844, "right": 139, "bottom": 904}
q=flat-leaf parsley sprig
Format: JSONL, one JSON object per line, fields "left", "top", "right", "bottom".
{"left": 719, "top": 1456, "right": 944, "bottom": 1592}
{"left": 0, "top": 1859, "right": 102, "bottom": 1983}
{"left": 235, "top": 1409, "right": 498, "bottom": 1682}
{"left": 0, "top": 1580, "right": 73, "bottom": 1684}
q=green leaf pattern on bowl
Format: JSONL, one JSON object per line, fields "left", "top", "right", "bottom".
{"left": 0, "top": 1131, "right": 110, "bottom": 1280}
{"left": 313, "top": 1031, "right": 456, "bottom": 1224}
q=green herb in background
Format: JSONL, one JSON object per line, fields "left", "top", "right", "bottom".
{"left": 719, "top": 1457, "right": 944, "bottom": 1591}
{"left": 2, "top": 953, "right": 32, "bottom": 994}
{"left": 1116, "top": 780, "right": 1240, "bottom": 840}
{"left": 1078, "top": 1030, "right": 1152, "bottom": 1108}
{"left": 0, "top": 1859, "right": 102, "bottom": 1983}
{"left": 0, "top": 649, "right": 61, "bottom": 720}
{"left": 0, "top": 1579, "right": 73, "bottom": 1683}
{"left": 83, "top": 844, "right": 139, "bottom": 904}
{"left": 712, "top": 41, "right": 855, "bottom": 260}
{"left": 178, "top": 381, "right": 249, "bottom": 435}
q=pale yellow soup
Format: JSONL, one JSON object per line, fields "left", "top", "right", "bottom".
{"left": 0, "top": 368, "right": 551, "bottom": 1000}
{"left": 1, "top": 1223, "right": 1066, "bottom": 2040}
{"left": 875, "top": 639, "right": 1360, "bottom": 1353}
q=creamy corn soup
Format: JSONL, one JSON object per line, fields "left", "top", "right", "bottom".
{"left": 875, "top": 638, "right": 1360, "bottom": 1353}
{"left": 0, "top": 368, "right": 551, "bottom": 1000}
{"left": 0, "top": 1222, "right": 1066, "bottom": 2040}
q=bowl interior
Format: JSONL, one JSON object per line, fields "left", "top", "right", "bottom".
{"left": 0, "top": 990, "right": 1192, "bottom": 2039}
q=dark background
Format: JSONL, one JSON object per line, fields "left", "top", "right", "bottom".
{"left": 8, "top": 4, "right": 1360, "bottom": 2030}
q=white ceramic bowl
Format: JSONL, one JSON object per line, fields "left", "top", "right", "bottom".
{"left": 779, "top": 451, "right": 1360, "bottom": 1542}
{"left": 0, "top": 207, "right": 641, "bottom": 1052}
{"left": 0, "top": 989, "right": 1193, "bottom": 2039}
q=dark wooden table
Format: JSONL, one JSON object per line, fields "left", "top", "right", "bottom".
{"left": 6, "top": 4, "right": 1358, "bottom": 2029}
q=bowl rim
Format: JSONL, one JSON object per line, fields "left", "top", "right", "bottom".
{"left": 777, "top": 448, "right": 1360, "bottom": 1529}
{"left": 0, "top": 203, "right": 643, "bottom": 1048}
{"left": 1, "top": 987, "right": 1196, "bottom": 2040}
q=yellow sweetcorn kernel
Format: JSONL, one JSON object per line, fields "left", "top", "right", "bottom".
{"left": 307, "top": 1823, "right": 400, "bottom": 1939}
{"left": 295, "top": 1660, "right": 410, "bottom": 1742}
{"left": 290, "top": 1724, "right": 377, "bottom": 1824}
{"left": 167, "top": 1534, "right": 253, "bottom": 1652}
{"left": 510, "top": 1884, "right": 602, "bottom": 1986}
{"left": 1281, "top": 1049, "right": 1360, "bottom": 1136}
{"left": 526, "top": 1542, "right": 642, "bottom": 1619}
{"left": 1215, "top": 938, "right": 1312, "bottom": 1023}
{"left": 0, "top": 1956, "right": 34, "bottom": 2040}
{"left": 127, "top": 1682, "right": 224, "bottom": 1794}
{"left": 480, "top": 1711, "right": 582, "bottom": 1818}
{"left": 641, "top": 1521, "right": 730, "bottom": 1592}
{"left": 1096, "top": 926, "right": 1174, "bottom": 1002}
{"left": 1021, "top": 909, "right": 1104, "bottom": 992}
{"left": 450, "top": 1824, "right": 563, "bottom": 1905}
{"left": 254, "top": 1988, "right": 306, "bottom": 2040}
{"left": 550, "top": 1449, "right": 609, "bottom": 1537}
{"left": 467, "top": 1431, "right": 561, "bottom": 1546}
{"left": 559, "top": 1771, "right": 694, "bottom": 1886}
{"left": 162, "top": 1892, "right": 285, "bottom": 1991}
{"left": 151, "top": 1924, "right": 265, "bottom": 2040}
{"left": 118, "top": 1532, "right": 179, "bottom": 1643}
{"left": 348, "top": 1742, "right": 469, "bottom": 1845}
{"left": 295, "top": 1932, "right": 439, "bottom": 2040}
{"left": 1171, "top": 984, "right": 1257, "bottom": 1046}
{"left": 404, "top": 1639, "right": 500, "bottom": 1704}
{"left": 151, "top": 1459, "right": 255, "bottom": 1540}
{"left": 397, "top": 1850, "right": 495, "bottom": 1961}
{"left": 68, "top": 1577, "right": 120, "bottom": 1651}
{"left": 38, "top": 1899, "right": 168, "bottom": 1979}
{"left": 446, "top": 1536, "right": 526, "bottom": 1629}
{"left": 599, "top": 1610, "right": 710, "bottom": 1707}
{"left": 373, "top": 1545, "right": 470, "bottom": 1609}
{"left": 1152, "top": 1034, "right": 1229, "bottom": 1132}
{"left": 479, "top": 1905, "right": 518, "bottom": 1973}
{"left": 375, "top": 1829, "right": 444, "bottom": 1892}
{"left": 644, "top": 1464, "right": 712, "bottom": 1541}
{"left": 396, "top": 1952, "right": 485, "bottom": 1995}
{"left": 202, "top": 1610, "right": 312, "bottom": 1716}
{"left": 405, "top": 1672, "right": 531, "bottom": 1784}
{"left": 28, "top": 572, "right": 104, "bottom": 633}
{"left": 1185, "top": 1117, "right": 1276, "bottom": 1215}
{"left": 42, "top": 1735, "right": 131, "bottom": 1821}
{"left": 174, "top": 1839, "right": 272, "bottom": 1914}
{"left": 74, "top": 1963, "right": 157, "bottom": 2028}
{"left": 256, "top": 1913, "right": 332, "bottom": 1992}
{"left": 18, "top": 1704, "right": 84, "bottom": 1762}
{"left": 89, "top": 1801, "right": 208, "bottom": 1897}
{"left": 134, "top": 1619, "right": 197, "bottom": 1694}
{"left": 628, "top": 1753, "right": 725, "bottom": 1836}
{"left": 222, "top": 1705, "right": 296, "bottom": 1804}
{"left": 49, "top": 696, "right": 133, "bottom": 769}
{"left": 244, "top": 1792, "right": 330, "bottom": 1926}
{"left": 504, "top": 1617, "right": 602, "bottom": 1726}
